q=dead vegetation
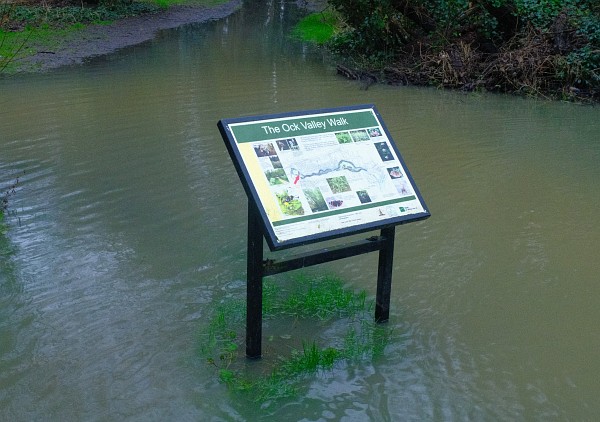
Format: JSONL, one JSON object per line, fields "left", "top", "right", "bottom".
{"left": 339, "top": 25, "right": 598, "bottom": 102}
{"left": 331, "top": 1, "right": 599, "bottom": 102}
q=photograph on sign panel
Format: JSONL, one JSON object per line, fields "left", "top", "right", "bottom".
{"left": 257, "top": 128, "right": 420, "bottom": 238}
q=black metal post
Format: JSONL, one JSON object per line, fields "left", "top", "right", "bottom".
{"left": 245, "top": 204, "right": 398, "bottom": 356}
{"left": 246, "top": 202, "right": 264, "bottom": 358}
{"left": 375, "top": 226, "right": 395, "bottom": 322}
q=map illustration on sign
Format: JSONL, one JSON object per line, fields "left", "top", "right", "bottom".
{"left": 218, "top": 105, "right": 430, "bottom": 250}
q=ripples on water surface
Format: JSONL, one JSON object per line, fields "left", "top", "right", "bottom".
{"left": 1, "top": 1, "right": 600, "bottom": 419}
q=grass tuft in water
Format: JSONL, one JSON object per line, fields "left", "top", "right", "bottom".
{"left": 274, "top": 274, "right": 368, "bottom": 319}
{"left": 200, "top": 298, "right": 244, "bottom": 368}
{"left": 280, "top": 342, "right": 342, "bottom": 375}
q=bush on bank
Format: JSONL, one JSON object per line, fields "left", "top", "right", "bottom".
{"left": 324, "top": 0, "right": 599, "bottom": 101}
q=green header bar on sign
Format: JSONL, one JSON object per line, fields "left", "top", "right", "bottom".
{"left": 230, "top": 110, "right": 379, "bottom": 143}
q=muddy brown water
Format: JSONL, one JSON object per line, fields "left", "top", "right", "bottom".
{"left": 1, "top": 0, "right": 600, "bottom": 419}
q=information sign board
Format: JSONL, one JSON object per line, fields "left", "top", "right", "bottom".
{"left": 218, "top": 104, "right": 430, "bottom": 250}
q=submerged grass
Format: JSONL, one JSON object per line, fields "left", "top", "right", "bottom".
{"left": 199, "top": 274, "right": 393, "bottom": 405}
{"left": 274, "top": 273, "right": 368, "bottom": 319}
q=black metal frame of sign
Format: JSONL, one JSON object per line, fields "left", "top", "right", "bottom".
{"left": 218, "top": 104, "right": 430, "bottom": 358}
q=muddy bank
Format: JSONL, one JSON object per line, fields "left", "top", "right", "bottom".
{"left": 16, "top": 0, "right": 241, "bottom": 72}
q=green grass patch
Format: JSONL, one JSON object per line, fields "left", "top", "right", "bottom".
{"left": 1, "top": 29, "right": 31, "bottom": 73}
{"left": 291, "top": 10, "right": 340, "bottom": 44}
{"left": 1, "top": 24, "right": 88, "bottom": 73}
{"left": 199, "top": 274, "right": 393, "bottom": 405}
{"left": 274, "top": 273, "right": 368, "bottom": 319}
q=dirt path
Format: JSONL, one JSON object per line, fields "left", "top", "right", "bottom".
{"left": 16, "top": 0, "right": 241, "bottom": 72}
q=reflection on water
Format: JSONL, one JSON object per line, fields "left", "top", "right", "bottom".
{"left": 1, "top": 0, "right": 600, "bottom": 419}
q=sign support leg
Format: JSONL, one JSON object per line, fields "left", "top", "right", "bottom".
{"left": 246, "top": 202, "right": 263, "bottom": 359}
{"left": 375, "top": 226, "right": 395, "bottom": 322}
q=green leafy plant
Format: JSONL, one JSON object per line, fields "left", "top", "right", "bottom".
{"left": 326, "top": 175, "right": 351, "bottom": 194}
{"left": 303, "top": 188, "right": 328, "bottom": 212}
{"left": 275, "top": 190, "right": 304, "bottom": 216}
{"left": 335, "top": 131, "right": 353, "bottom": 143}
{"left": 266, "top": 169, "right": 289, "bottom": 185}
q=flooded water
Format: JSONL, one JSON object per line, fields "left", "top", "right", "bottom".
{"left": 1, "top": 0, "right": 600, "bottom": 419}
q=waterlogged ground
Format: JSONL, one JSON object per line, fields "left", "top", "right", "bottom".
{"left": 1, "top": 0, "right": 600, "bottom": 419}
